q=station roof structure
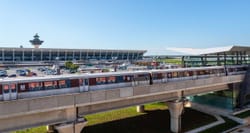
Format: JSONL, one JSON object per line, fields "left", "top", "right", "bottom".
{"left": 166, "top": 45, "right": 250, "bottom": 55}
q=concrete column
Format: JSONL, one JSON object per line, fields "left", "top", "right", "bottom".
{"left": 167, "top": 101, "right": 184, "bottom": 133}
{"left": 127, "top": 52, "right": 130, "bottom": 60}
{"left": 99, "top": 50, "right": 101, "bottom": 59}
{"left": 236, "top": 51, "right": 239, "bottom": 65}
{"left": 111, "top": 51, "right": 113, "bottom": 59}
{"left": 41, "top": 50, "right": 43, "bottom": 61}
{"left": 105, "top": 50, "right": 108, "bottom": 59}
{"left": 217, "top": 53, "right": 220, "bottom": 66}
{"left": 49, "top": 50, "right": 52, "bottom": 61}
{"left": 32, "top": 49, "right": 34, "bottom": 61}
{"left": 65, "top": 51, "right": 67, "bottom": 61}
{"left": 22, "top": 50, "right": 24, "bottom": 61}
{"left": 80, "top": 51, "right": 82, "bottom": 60}
{"left": 136, "top": 105, "right": 145, "bottom": 113}
{"left": 137, "top": 52, "right": 140, "bottom": 60}
{"left": 46, "top": 125, "right": 55, "bottom": 133}
{"left": 55, "top": 123, "right": 74, "bottom": 133}
{"left": 86, "top": 50, "right": 89, "bottom": 59}
{"left": 66, "top": 107, "right": 77, "bottom": 121}
{"left": 224, "top": 52, "right": 226, "bottom": 65}
{"left": 55, "top": 118, "right": 88, "bottom": 133}
{"left": 2, "top": 49, "right": 4, "bottom": 61}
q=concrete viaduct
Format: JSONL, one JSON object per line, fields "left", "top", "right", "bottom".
{"left": 0, "top": 74, "right": 244, "bottom": 133}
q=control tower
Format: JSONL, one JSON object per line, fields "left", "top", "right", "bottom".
{"left": 30, "top": 33, "right": 44, "bottom": 48}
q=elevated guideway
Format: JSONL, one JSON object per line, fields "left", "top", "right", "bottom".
{"left": 0, "top": 74, "right": 244, "bottom": 133}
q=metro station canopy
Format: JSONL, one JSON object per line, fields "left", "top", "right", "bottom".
{"left": 200, "top": 45, "right": 250, "bottom": 55}
{"left": 180, "top": 45, "right": 250, "bottom": 67}
{"left": 167, "top": 45, "right": 250, "bottom": 55}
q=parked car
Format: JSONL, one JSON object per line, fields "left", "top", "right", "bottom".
{"left": 0, "top": 70, "right": 7, "bottom": 77}
{"left": 32, "top": 72, "right": 37, "bottom": 76}
{"left": 16, "top": 69, "right": 26, "bottom": 76}
{"left": 8, "top": 74, "right": 17, "bottom": 78}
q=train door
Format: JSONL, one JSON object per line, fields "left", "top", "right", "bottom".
{"left": 10, "top": 84, "right": 17, "bottom": 100}
{"left": 83, "top": 79, "right": 89, "bottom": 91}
{"left": 2, "top": 83, "right": 17, "bottom": 101}
{"left": 80, "top": 79, "right": 89, "bottom": 92}
{"left": 2, "top": 84, "right": 10, "bottom": 101}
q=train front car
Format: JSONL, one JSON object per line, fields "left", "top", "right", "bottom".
{"left": 0, "top": 74, "right": 89, "bottom": 100}
{"left": 226, "top": 65, "right": 248, "bottom": 75}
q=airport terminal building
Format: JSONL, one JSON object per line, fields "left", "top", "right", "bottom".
{"left": 0, "top": 34, "right": 146, "bottom": 63}
{"left": 0, "top": 47, "right": 146, "bottom": 63}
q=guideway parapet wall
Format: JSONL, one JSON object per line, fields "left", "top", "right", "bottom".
{"left": 0, "top": 75, "right": 244, "bottom": 132}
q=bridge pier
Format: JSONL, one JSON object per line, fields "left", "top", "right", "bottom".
{"left": 53, "top": 118, "right": 87, "bottom": 133}
{"left": 136, "top": 105, "right": 145, "bottom": 113}
{"left": 46, "top": 125, "right": 55, "bottom": 133}
{"left": 167, "top": 101, "right": 184, "bottom": 133}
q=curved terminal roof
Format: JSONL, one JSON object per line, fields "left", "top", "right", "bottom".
{"left": 166, "top": 45, "right": 250, "bottom": 55}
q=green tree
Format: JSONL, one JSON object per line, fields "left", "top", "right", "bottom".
{"left": 65, "top": 61, "right": 79, "bottom": 73}
{"left": 65, "top": 61, "right": 73, "bottom": 69}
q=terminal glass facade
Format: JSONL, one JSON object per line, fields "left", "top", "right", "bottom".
{"left": 0, "top": 47, "right": 146, "bottom": 63}
{"left": 190, "top": 86, "right": 240, "bottom": 110}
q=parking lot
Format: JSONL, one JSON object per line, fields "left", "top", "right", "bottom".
{"left": 0, "top": 66, "right": 57, "bottom": 79}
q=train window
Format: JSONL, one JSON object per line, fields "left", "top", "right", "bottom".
{"left": 123, "top": 75, "right": 132, "bottom": 82}
{"left": 44, "top": 81, "right": 56, "bottom": 90}
{"left": 211, "top": 69, "right": 217, "bottom": 74}
{"left": 237, "top": 67, "right": 246, "bottom": 72}
{"left": 59, "top": 80, "right": 67, "bottom": 88}
{"left": 89, "top": 78, "right": 96, "bottom": 86}
{"left": 70, "top": 79, "right": 80, "bottom": 87}
{"left": 219, "top": 69, "right": 225, "bottom": 73}
{"left": 172, "top": 72, "right": 178, "bottom": 78}
{"left": 10, "top": 84, "right": 16, "bottom": 92}
{"left": 96, "top": 77, "right": 106, "bottom": 85}
{"left": 178, "top": 72, "right": 184, "bottom": 77}
{"left": 20, "top": 85, "right": 25, "bottom": 90}
{"left": 189, "top": 71, "right": 193, "bottom": 76}
{"left": 107, "top": 76, "right": 116, "bottom": 83}
{"left": 116, "top": 76, "right": 123, "bottom": 83}
{"left": 20, "top": 84, "right": 25, "bottom": 90}
{"left": 184, "top": 71, "right": 189, "bottom": 77}
{"left": 153, "top": 73, "right": 163, "bottom": 79}
{"left": 54, "top": 81, "right": 58, "bottom": 88}
{"left": 167, "top": 73, "right": 172, "bottom": 78}
{"left": 3, "top": 85, "right": 9, "bottom": 93}
{"left": 18, "top": 83, "right": 28, "bottom": 92}
{"left": 85, "top": 79, "right": 89, "bottom": 85}
{"left": 29, "top": 82, "right": 42, "bottom": 91}
{"left": 79, "top": 79, "right": 83, "bottom": 85}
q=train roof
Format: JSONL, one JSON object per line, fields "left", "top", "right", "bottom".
{"left": 0, "top": 65, "right": 246, "bottom": 83}
{"left": 0, "top": 71, "right": 148, "bottom": 83}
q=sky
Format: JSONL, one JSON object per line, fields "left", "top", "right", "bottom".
{"left": 0, "top": 0, "right": 250, "bottom": 55}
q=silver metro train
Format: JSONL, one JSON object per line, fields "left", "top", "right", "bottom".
{"left": 0, "top": 65, "right": 248, "bottom": 101}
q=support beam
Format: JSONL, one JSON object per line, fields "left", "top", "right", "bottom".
{"left": 55, "top": 118, "right": 87, "bottom": 133}
{"left": 136, "top": 105, "right": 145, "bottom": 113}
{"left": 167, "top": 101, "right": 184, "bottom": 133}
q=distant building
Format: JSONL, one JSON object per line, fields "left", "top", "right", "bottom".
{"left": 0, "top": 34, "right": 146, "bottom": 63}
